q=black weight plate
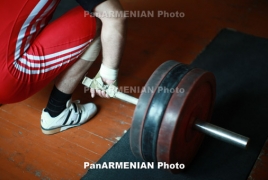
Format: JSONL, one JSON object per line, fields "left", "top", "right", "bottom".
{"left": 157, "top": 69, "right": 216, "bottom": 173}
{"left": 141, "top": 63, "right": 193, "bottom": 162}
{"left": 130, "top": 60, "right": 179, "bottom": 161}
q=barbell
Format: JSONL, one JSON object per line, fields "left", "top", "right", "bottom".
{"left": 82, "top": 60, "right": 250, "bottom": 173}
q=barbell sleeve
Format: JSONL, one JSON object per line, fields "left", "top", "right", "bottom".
{"left": 194, "top": 120, "right": 250, "bottom": 149}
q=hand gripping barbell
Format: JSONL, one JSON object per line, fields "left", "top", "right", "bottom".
{"left": 82, "top": 60, "right": 250, "bottom": 173}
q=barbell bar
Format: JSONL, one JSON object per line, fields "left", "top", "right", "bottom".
{"left": 116, "top": 92, "right": 249, "bottom": 148}
{"left": 82, "top": 72, "right": 249, "bottom": 149}
{"left": 105, "top": 89, "right": 249, "bottom": 149}
{"left": 82, "top": 60, "right": 250, "bottom": 173}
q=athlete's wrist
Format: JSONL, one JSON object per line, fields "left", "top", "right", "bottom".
{"left": 100, "top": 63, "right": 118, "bottom": 81}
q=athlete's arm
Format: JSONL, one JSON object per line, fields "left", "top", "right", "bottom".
{"left": 76, "top": 0, "right": 126, "bottom": 98}
{"left": 76, "top": 0, "right": 126, "bottom": 69}
{"left": 93, "top": 0, "right": 126, "bottom": 70}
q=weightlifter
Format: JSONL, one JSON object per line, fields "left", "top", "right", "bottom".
{"left": 0, "top": 0, "right": 126, "bottom": 134}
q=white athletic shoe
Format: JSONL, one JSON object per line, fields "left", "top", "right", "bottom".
{"left": 41, "top": 100, "right": 97, "bottom": 135}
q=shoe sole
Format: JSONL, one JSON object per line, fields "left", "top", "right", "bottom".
{"left": 41, "top": 124, "right": 80, "bottom": 135}
{"left": 42, "top": 128, "right": 61, "bottom": 135}
{"left": 41, "top": 109, "right": 97, "bottom": 135}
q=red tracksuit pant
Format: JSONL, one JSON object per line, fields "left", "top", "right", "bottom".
{"left": 0, "top": 0, "right": 96, "bottom": 104}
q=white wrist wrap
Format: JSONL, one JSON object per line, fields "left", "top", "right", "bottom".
{"left": 100, "top": 64, "right": 118, "bottom": 80}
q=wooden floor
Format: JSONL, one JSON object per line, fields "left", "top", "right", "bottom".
{"left": 1, "top": 0, "right": 268, "bottom": 179}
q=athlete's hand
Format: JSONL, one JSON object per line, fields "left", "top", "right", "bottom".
{"left": 89, "top": 63, "right": 119, "bottom": 99}
{"left": 90, "top": 77, "right": 116, "bottom": 98}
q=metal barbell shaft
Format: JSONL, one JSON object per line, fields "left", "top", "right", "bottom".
{"left": 115, "top": 92, "right": 138, "bottom": 105}
{"left": 114, "top": 91, "right": 249, "bottom": 149}
{"left": 194, "top": 120, "right": 249, "bottom": 149}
